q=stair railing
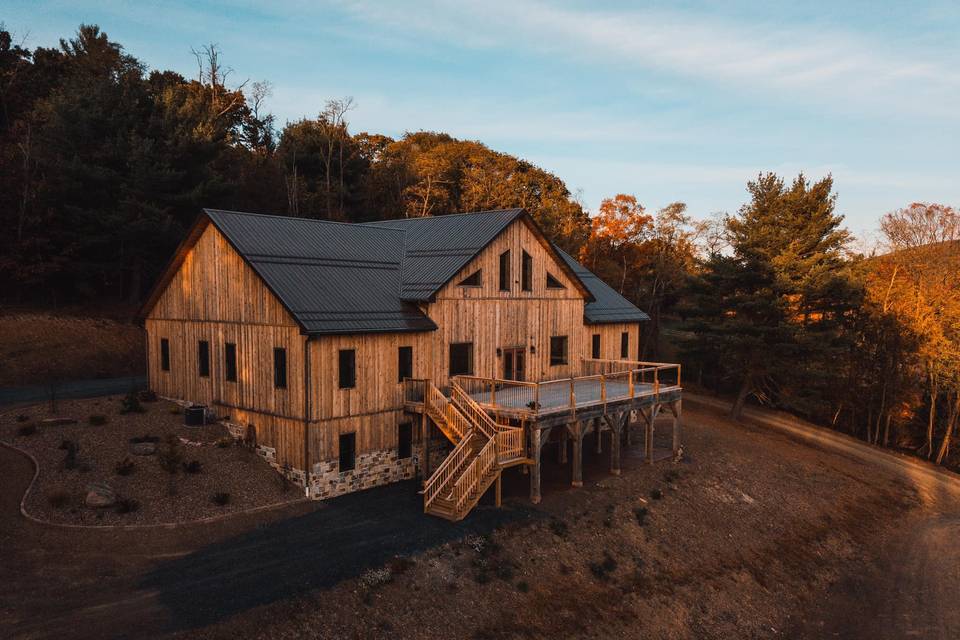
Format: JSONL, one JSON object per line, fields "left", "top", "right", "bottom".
{"left": 451, "top": 437, "right": 497, "bottom": 512}
{"left": 423, "top": 435, "right": 472, "bottom": 510}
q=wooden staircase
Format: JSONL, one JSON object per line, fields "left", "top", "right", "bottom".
{"left": 422, "top": 381, "right": 526, "bottom": 521}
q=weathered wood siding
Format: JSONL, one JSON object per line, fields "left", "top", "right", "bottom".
{"left": 584, "top": 322, "right": 641, "bottom": 362}
{"left": 426, "top": 218, "right": 589, "bottom": 382}
{"left": 145, "top": 224, "right": 308, "bottom": 468}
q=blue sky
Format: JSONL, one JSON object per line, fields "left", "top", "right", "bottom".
{"left": 6, "top": 1, "right": 959, "bottom": 240}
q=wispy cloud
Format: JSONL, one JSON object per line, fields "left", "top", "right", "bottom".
{"left": 337, "top": 0, "right": 960, "bottom": 120}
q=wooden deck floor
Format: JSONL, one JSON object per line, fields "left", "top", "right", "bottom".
{"left": 469, "top": 380, "right": 679, "bottom": 416}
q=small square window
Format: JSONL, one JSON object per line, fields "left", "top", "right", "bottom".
{"left": 521, "top": 250, "right": 532, "bottom": 292}
{"left": 224, "top": 343, "right": 237, "bottom": 382}
{"left": 550, "top": 336, "right": 568, "bottom": 366}
{"left": 398, "top": 346, "right": 413, "bottom": 383}
{"left": 339, "top": 349, "right": 356, "bottom": 389}
{"left": 198, "top": 340, "right": 210, "bottom": 378}
{"left": 339, "top": 432, "right": 356, "bottom": 472}
{"left": 398, "top": 423, "right": 413, "bottom": 459}
{"left": 160, "top": 338, "right": 170, "bottom": 371}
{"left": 274, "top": 347, "right": 287, "bottom": 389}
{"left": 449, "top": 342, "right": 474, "bottom": 377}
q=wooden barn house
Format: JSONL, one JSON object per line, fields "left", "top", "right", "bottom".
{"left": 140, "top": 208, "right": 682, "bottom": 520}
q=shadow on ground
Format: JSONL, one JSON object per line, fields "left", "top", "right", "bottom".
{"left": 140, "top": 479, "right": 541, "bottom": 634}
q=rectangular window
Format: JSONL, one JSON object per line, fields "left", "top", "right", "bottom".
{"left": 620, "top": 332, "right": 629, "bottom": 359}
{"left": 398, "top": 422, "right": 413, "bottom": 459}
{"left": 274, "top": 347, "right": 287, "bottom": 389}
{"left": 521, "top": 250, "right": 532, "bottom": 291}
{"left": 198, "top": 340, "right": 210, "bottom": 377}
{"left": 338, "top": 349, "right": 356, "bottom": 389}
{"left": 339, "top": 432, "right": 356, "bottom": 472}
{"left": 160, "top": 338, "right": 170, "bottom": 371}
{"left": 592, "top": 334, "right": 601, "bottom": 359}
{"left": 550, "top": 336, "right": 568, "bottom": 366}
{"left": 224, "top": 343, "right": 237, "bottom": 382}
{"left": 449, "top": 342, "right": 474, "bottom": 377}
{"left": 398, "top": 346, "right": 413, "bottom": 383}
{"left": 499, "top": 250, "right": 511, "bottom": 291}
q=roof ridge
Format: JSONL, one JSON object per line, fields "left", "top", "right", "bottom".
{"left": 360, "top": 208, "right": 524, "bottom": 227}
{"left": 204, "top": 208, "right": 404, "bottom": 234}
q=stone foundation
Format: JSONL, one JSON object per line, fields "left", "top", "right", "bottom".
{"left": 308, "top": 448, "right": 420, "bottom": 499}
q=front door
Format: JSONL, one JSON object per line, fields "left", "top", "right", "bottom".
{"left": 503, "top": 347, "right": 526, "bottom": 381}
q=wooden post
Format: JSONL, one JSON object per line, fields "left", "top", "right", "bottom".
{"left": 672, "top": 399, "right": 682, "bottom": 456}
{"left": 420, "top": 412, "right": 430, "bottom": 485}
{"left": 558, "top": 428, "right": 568, "bottom": 463}
{"left": 595, "top": 418, "right": 603, "bottom": 454}
{"left": 625, "top": 410, "right": 633, "bottom": 446}
{"left": 495, "top": 474, "right": 502, "bottom": 508}
{"left": 610, "top": 413, "right": 622, "bottom": 476}
{"left": 571, "top": 421, "right": 584, "bottom": 487}
{"left": 530, "top": 427, "right": 542, "bottom": 504}
{"left": 569, "top": 378, "right": 576, "bottom": 419}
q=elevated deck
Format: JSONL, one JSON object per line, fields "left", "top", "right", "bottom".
{"left": 405, "top": 358, "right": 683, "bottom": 507}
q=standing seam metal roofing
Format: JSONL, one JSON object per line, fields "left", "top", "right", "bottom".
{"left": 554, "top": 246, "right": 651, "bottom": 324}
{"left": 203, "top": 208, "right": 648, "bottom": 335}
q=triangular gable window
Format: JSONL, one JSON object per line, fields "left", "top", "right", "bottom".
{"left": 458, "top": 270, "right": 482, "bottom": 287}
{"left": 546, "top": 272, "right": 566, "bottom": 289}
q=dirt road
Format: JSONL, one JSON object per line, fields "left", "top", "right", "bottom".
{"left": 689, "top": 394, "right": 960, "bottom": 640}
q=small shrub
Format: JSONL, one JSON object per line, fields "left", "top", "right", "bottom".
{"left": 115, "top": 497, "right": 140, "bottom": 514}
{"left": 16, "top": 414, "right": 29, "bottom": 422}
{"left": 360, "top": 567, "right": 394, "bottom": 588}
{"left": 633, "top": 506, "right": 649, "bottom": 526}
{"left": 650, "top": 488, "right": 663, "bottom": 501}
{"left": 88, "top": 414, "right": 108, "bottom": 426}
{"left": 169, "top": 406, "right": 182, "bottom": 415}
{"left": 115, "top": 458, "right": 136, "bottom": 476}
{"left": 48, "top": 490, "right": 72, "bottom": 509}
{"left": 588, "top": 553, "right": 618, "bottom": 581}
{"left": 549, "top": 518, "right": 569, "bottom": 537}
{"left": 137, "top": 390, "right": 158, "bottom": 402}
{"left": 120, "top": 392, "right": 145, "bottom": 415}
{"left": 182, "top": 460, "right": 203, "bottom": 474}
{"left": 663, "top": 468, "right": 681, "bottom": 483}
{"left": 516, "top": 581, "right": 530, "bottom": 593}
{"left": 215, "top": 436, "right": 234, "bottom": 448}
{"left": 16, "top": 423, "right": 38, "bottom": 437}
{"left": 59, "top": 439, "right": 80, "bottom": 470}
{"left": 158, "top": 435, "right": 184, "bottom": 495}
{"left": 388, "top": 556, "right": 415, "bottom": 575}
{"left": 212, "top": 492, "right": 231, "bottom": 506}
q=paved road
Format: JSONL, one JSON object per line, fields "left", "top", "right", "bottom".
{"left": 0, "top": 376, "right": 147, "bottom": 406}
{"left": 689, "top": 394, "right": 960, "bottom": 640}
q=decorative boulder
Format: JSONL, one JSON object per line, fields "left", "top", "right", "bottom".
{"left": 85, "top": 482, "right": 117, "bottom": 508}
{"left": 130, "top": 442, "right": 156, "bottom": 456}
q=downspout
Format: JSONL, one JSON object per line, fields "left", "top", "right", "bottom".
{"left": 303, "top": 336, "right": 311, "bottom": 498}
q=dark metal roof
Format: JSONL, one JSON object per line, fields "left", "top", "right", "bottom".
{"left": 198, "top": 208, "right": 645, "bottom": 335}
{"left": 205, "top": 209, "right": 437, "bottom": 335}
{"left": 366, "top": 209, "right": 526, "bottom": 300}
{"left": 554, "top": 246, "right": 651, "bottom": 324}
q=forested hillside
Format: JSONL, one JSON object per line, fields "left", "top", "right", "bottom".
{"left": 1, "top": 25, "right": 957, "bottom": 470}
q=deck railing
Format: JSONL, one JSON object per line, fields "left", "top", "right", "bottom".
{"left": 450, "top": 358, "right": 681, "bottom": 418}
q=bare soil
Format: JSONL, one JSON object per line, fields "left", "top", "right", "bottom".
{"left": 0, "top": 312, "right": 144, "bottom": 387}
{"left": 181, "top": 404, "right": 926, "bottom": 640}
{"left": 0, "top": 400, "right": 947, "bottom": 640}
{"left": 0, "top": 397, "right": 300, "bottom": 525}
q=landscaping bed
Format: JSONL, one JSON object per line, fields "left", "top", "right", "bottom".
{"left": 0, "top": 395, "right": 301, "bottom": 525}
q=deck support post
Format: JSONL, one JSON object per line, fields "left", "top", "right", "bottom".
{"left": 558, "top": 429, "right": 568, "bottom": 464}
{"left": 670, "top": 399, "right": 682, "bottom": 456}
{"left": 625, "top": 410, "right": 633, "bottom": 446}
{"left": 595, "top": 418, "right": 603, "bottom": 454}
{"left": 495, "top": 474, "right": 502, "bottom": 508}
{"left": 610, "top": 412, "right": 623, "bottom": 476}
{"left": 530, "top": 427, "right": 542, "bottom": 504}
{"left": 569, "top": 421, "right": 584, "bottom": 487}
{"left": 420, "top": 412, "right": 430, "bottom": 486}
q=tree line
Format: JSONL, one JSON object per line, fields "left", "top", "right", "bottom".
{"left": 2, "top": 26, "right": 957, "bottom": 469}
